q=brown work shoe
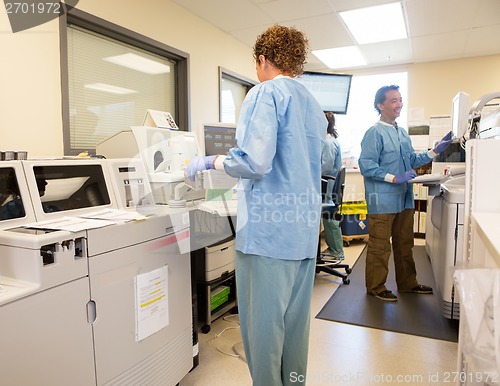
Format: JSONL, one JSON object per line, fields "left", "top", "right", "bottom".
{"left": 399, "top": 284, "right": 433, "bottom": 294}
{"left": 372, "top": 290, "right": 398, "bottom": 301}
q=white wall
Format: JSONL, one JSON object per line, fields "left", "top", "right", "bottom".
{"left": 0, "top": 10, "right": 63, "bottom": 156}
{"left": 347, "top": 54, "right": 500, "bottom": 121}
{"left": 0, "top": 0, "right": 256, "bottom": 157}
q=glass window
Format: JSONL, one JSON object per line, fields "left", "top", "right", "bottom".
{"left": 335, "top": 72, "right": 408, "bottom": 162}
{"left": 219, "top": 67, "right": 256, "bottom": 124}
{"left": 62, "top": 9, "right": 189, "bottom": 155}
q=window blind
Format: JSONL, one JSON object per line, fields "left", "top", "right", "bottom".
{"left": 67, "top": 25, "right": 176, "bottom": 151}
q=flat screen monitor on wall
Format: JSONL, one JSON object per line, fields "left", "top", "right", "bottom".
{"left": 295, "top": 72, "right": 353, "bottom": 114}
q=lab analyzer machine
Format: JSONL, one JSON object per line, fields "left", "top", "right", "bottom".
{"left": 98, "top": 120, "right": 239, "bottom": 353}
{"left": 97, "top": 126, "right": 204, "bottom": 204}
{"left": 418, "top": 90, "right": 500, "bottom": 384}
{"left": 425, "top": 91, "right": 500, "bottom": 321}
{"left": 0, "top": 157, "right": 193, "bottom": 385}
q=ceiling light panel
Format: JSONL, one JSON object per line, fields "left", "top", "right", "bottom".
{"left": 340, "top": 2, "right": 407, "bottom": 44}
{"left": 312, "top": 46, "right": 367, "bottom": 69}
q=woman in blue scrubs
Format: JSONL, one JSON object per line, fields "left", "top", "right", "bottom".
{"left": 187, "top": 25, "right": 326, "bottom": 386}
{"left": 321, "top": 112, "right": 345, "bottom": 260}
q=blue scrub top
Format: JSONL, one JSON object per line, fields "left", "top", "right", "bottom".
{"left": 321, "top": 135, "right": 342, "bottom": 177}
{"left": 358, "top": 121, "right": 433, "bottom": 214}
{"left": 223, "top": 76, "right": 326, "bottom": 260}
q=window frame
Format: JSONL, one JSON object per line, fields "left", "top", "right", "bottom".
{"left": 59, "top": 7, "right": 190, "bottom": 156}
{"left": 218, "top": 67, "right": 256, "bottom": 123}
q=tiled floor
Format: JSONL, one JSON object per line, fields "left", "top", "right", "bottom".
{"left": 180, "top": 239, "right": 458, "bottom": 386}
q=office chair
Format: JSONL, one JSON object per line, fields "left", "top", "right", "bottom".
{"left": 316, "top": 166, "right": 352, "bottom": 285}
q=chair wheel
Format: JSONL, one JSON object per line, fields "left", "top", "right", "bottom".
{"left": 343, "top": 240, "right": 350, "bottom": 247}
{"left": 343, "top": 278, "right": 350, "bottom": 285}
{"left": 346, "top": 268, "right": 352, "bottom": 274}
{"left": 201, "top": 325, "right": 211, "bottom": 334}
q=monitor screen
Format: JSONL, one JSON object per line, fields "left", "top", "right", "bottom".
{"left": 295, "top": 72, "right": 353, "bottom": 114}
{"left": 451, "top": 91, "right": 470, "bottom": 139}
{"left": 204, "top": 123, "right": 237, "bottom": 156}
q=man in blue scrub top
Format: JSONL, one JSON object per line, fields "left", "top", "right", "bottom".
{"left": 358, "top": 85, "right": 453, "bottom": 301}
{"left": 187, "top": 25, "right": 326, "bottom": 386}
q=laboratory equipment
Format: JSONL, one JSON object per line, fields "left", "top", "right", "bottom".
{"left": 426, "top": 92, "right": 500, "bottom": 322}
{"left": 468, "top": 91, "right": 500, "bottom": 139}
{"left": 457, "top": 136, "right": 500, "bottom": 385}
{"left": 203, "top": 122, "right": 237, "bottom": 156}
{"left": 451, "top": 91, "right": 470, "bottom": 139}
{"left": 97, "top": 126, "right": 204, "bottom": 204}
{"left": 103, "top": 158, "right": 155, "bottom": 210}
{"left": 429, "top": 175, "right": 465, "bottom": 319}
{"left": 0, "top": 158, "right": 193, "bottom": 385}
{"left": 143, "top": 109, "right": 178, "bottom": 129}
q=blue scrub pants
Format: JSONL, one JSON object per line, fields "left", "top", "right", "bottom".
{"left": 323, "top": 181, "right": 344, "bottom": 258}
{"left": 235, "top": 251, "right": 316, "bottom": 386}
{"left": 322, "top": 218, "right": 344, "bottom": 258}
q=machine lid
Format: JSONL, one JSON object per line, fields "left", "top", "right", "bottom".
{"left": 441, "top": 176, "right": 465, "bottom": 204}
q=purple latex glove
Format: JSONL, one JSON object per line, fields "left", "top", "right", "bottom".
{"left": 394, "top": 170, "right": 417, "bottom": 184}
{"left": 186, "top": 155, "right": 217, "bottom": 181}
{"left": 434, "top": 131, "right": 453, "bottom": 153}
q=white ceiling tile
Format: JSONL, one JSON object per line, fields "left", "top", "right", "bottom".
{"left": 171, "top": 0, "right": 274, "bottom": 32}
{"left": 280, "top": 14, "right": 354, "bottom": 50}
{"left": 473, "top": 0, "right": 500, "bottom": 27}
{"left": 328, "top": 0, "right": 395, "bottom": 12}
{"left": 412, "top": 31, "right": 469, "bottom": 62}
{"left": 405, "top": 0, "right": 479, "bottom": 36}
{"left": 359, "top": 39, "right": 413, "bottom": 66}
{"left": 172, "top": 0, "right": 500, "bottom": 71}
{"left": 230, "top": 25, "right": 275, "bottom": 47}
{"left": 258, "top": 0, "right": 334, "bottom": 21}
{"left": 465, "top": 24, "right": 500, "bottom": 56}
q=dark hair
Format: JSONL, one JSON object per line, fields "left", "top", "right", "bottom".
{"left": 374, "top": 85, "right": 399, "bottom": 114}
{"left": 253, "top": 25, "right": 309, "bottom": 77}
{"left": 325, "top": 112, "right": 338, "bottom": 138}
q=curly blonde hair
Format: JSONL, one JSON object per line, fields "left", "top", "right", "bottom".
{"left": 253, "top": 25, "right": 309, "bottom": 77}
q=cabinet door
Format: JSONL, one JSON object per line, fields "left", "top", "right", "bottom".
{"left": 89, "top": 228, "right": 193, "bottom": 386}
{"left": 0, "top": 278, "right": 95, "bottom": 386}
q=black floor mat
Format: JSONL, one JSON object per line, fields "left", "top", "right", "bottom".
{"left": 316, "top": 246, "right": 459, "bottom": 342}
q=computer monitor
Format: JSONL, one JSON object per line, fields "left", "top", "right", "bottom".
{"left": 451, "top": 91, "right": 470, "bottom": 139}
{"left": 203, "top": 123, "right": 237, "bottom": 156}
{"left": 295, "top": 72, "right": 352, "bottom": 114}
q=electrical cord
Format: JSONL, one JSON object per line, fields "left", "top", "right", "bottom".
{"left": 209, "top": 314, "right": 241, "bottom": 358}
